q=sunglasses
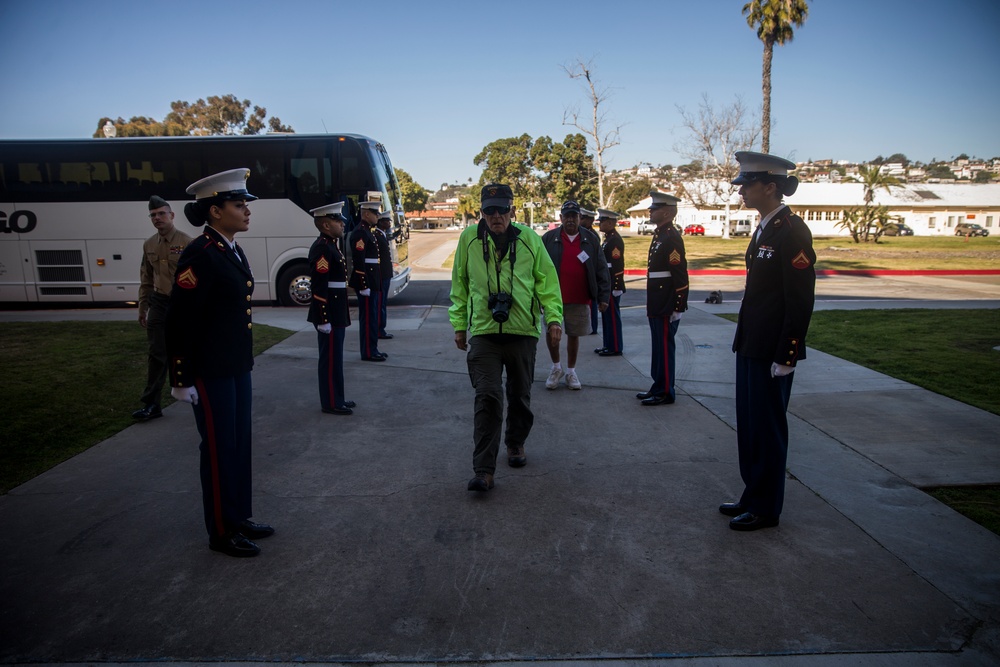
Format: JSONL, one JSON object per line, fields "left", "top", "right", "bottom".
{"left": 482, "top": 206, "right": 511, "bottom": 216}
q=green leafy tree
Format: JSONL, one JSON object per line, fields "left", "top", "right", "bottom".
{"left": 974, "top": 170, "right": 993, "bottom": 183}
{"left": 533, "top": 133, "right": 598, "bottom": 205}
{"left": 927, "top": 164, "right": 957, "bottom": 179}
{"left": 394, "top": 168, "right": 429, "bottom": 214}
{"left": 93, "top": 115, "right": 188, "bottom": 137}
{"left": 474, "top": 134, "right": 535, "bottom": 199}
{"left": 607, "top": 177, "right": 652, "bottom": 217}
{"left": 456, "top": 192, "right": 480, "bottom": 224}
{"left": 529, "top": 135, "right": 557, "bottom": 203}
{"left": 742, "top": 0, "right": 809, "bottom": 153}
{"left": 94, "top": 94, "right": 293, "bottom": 138}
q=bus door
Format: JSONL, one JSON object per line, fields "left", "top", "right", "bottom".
{"left": 0, "top": 203, "right": 30, "bottom": 302}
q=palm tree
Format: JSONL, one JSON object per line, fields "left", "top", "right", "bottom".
{"left": 859, "top": 164, "right": 901, "bottom": 206}
{"left": 742, "top": 0, "right": 809, "bottom": 153}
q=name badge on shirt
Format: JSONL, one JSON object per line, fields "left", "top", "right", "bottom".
{"left": 577, "top": 250, "right": 589, "bottom": 263}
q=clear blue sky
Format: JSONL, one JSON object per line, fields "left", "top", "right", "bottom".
{"left": 1, "top": 0, "right": 998, "bottom": 190}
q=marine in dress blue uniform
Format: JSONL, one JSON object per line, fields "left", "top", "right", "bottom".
{"left": 721, "top": 151, "right": 816, "bottom": 532}
{"left": 375, "top": 211, "right": 394, "bottom": 339}
{"left": 349, "top": 201, "right": 385, "bottom": 361}
{"left": 595, "top": 208, "right": 626, "bottom": 356}
{"left": 165, "top": 168, "right": 273, "bottom": 558}
{"left": 638, "top": 192, "right": 688, "bottom": 406}
{"left": 307, "top": 202, "right": 354, "bottom": 415}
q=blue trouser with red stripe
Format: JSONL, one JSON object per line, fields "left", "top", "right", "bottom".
{"left": 735, "top": 354, "right": 794, "bottom": 518}
{"left": 647, "top": 316, "right": 679, "bottom": 399}
{"left": 192, "top": 372, "right": 253, "bottom": 538}
{"left": 357, "top": 291, "right": 382, "bottom": 359}
{"left": 317, "top": 327, "right": 347, "bottom": 409}
{"left": 601, "top": 293, "right": 623, "bottom": 353}
{"left": 379, "top": 279, "right": 391, "bottom": 336}
{"left": 589, "top": 299, "right": 599, "bottom": 333}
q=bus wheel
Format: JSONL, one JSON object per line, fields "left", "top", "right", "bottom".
{"left": 277, "top": 262, "right": 312, "bottom": 307}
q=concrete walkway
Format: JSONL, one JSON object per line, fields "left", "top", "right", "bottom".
{"left": 1, "top": 277, "right": 999, "bottom": 666}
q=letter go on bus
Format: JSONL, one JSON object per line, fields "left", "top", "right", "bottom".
{"left": 0, "top": 210, "right": 38, "bottom": 234}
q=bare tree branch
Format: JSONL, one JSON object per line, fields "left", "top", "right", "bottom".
{"left": 674, "top": 94, "right": 760, "bottom": 238}
{"left": 562, "top": 58, "right": 624, "bottom": 207}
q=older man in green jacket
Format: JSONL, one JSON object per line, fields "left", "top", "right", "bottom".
{"left": 450, "top": 183, "right": 563, "bottom": 493}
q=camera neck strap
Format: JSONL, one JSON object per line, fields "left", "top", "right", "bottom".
{"left": 479, "top": 220, "right": 517, "bottom": 295}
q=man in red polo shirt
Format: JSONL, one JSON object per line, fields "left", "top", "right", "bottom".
{"left": 541, "top": 201, "right": 611, "bottom": 390}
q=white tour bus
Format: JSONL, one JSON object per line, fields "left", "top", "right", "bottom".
{"left": 0, "top": 133, "right": 410, "bottom": 306}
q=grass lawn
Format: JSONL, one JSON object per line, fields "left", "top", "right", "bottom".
{"left": 0, "top": 321, "right": 293, "bottom": 494}
{"left": 806, "top": 309, "right": 1000, "bottom": 415}
{"left": 925, "top": 485, "right": 1000, "bottom": 535}
{"left": 720, "top": 308, "right": 1000, "bottom": 535}
{"left": 443, "top": 231, "right": 1000, "bottom": 272}
{"left": 621, "top": 233, "right": 1000, "bottom": 271}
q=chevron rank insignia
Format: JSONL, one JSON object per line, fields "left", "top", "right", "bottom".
{"left": 176, "top": 267, "right": 198, "bottom": 289}
{"left": 791, "top": 251, "right": 812, "bottom": 269}
{"left": 355, "top": 239, "right": 365, "bottom": 251}
{"left": 315, "top": 256, "right": 330, "bottom": 273}
{"left": 669, "top": 249, "right": 681, "bottom": 265}
{"left": 612, "top": 248, "right": 621, "bottom": 259}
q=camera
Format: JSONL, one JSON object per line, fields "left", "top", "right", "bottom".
{"left": 488, "top": 292, "right": 512, "bottom": 323}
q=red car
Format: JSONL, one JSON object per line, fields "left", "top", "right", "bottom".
{"left": 684, "top": 224, "right": 705, "bottom": 236}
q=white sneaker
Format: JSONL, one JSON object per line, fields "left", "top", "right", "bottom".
{"left": 566, "top": 372, "right": 582, "bottom": 390}
{"left": 545, "top": 367, "right": 564, "bottom": 389}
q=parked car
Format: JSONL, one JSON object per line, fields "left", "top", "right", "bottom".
{"left": 882, "top": 222, "right": 914, "bottom": 236}
{"left": 684, "top": 224, "right": 705, "bottom": 236}
{"left": 636, "top": 218, "right": 655, "bottom": 235}
{"left": 955, "top": 222, "right": 989, "bottom": 237}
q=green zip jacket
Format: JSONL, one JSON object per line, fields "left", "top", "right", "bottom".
{"left": 449, "top": 221, "right": 563, "bottom": 338}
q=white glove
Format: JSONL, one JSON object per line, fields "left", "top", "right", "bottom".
{"left": 771, "top": 362, "right": 795, "bottom": 378}
{"left": 359, "top": 288, "right": 371, "bottom": 296}
{"left": 612, "top": 290, "right": 623, "bottom": 297}
{"left": 669, "top": 311, "right": 683, "bottom": 323}
{"left": 316, "top": 323, "right": 332, "bottom": 334}
{"left": 171, "top": 386, "right": 199, "bottom": 405}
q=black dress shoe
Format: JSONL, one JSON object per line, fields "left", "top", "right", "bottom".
{"left": 132, "top": 404, "right": 162, "bottom": 421}
{"left": 361, "top": 355, "right": 386, "bottom": 362}
{"left": 719, "top": 502, "right": 744, "bottom": 517}
{"left": 641, "top": 394, "right": 675, "bottom": 406}
{"left": 598, "top": 350, "right": 623, "bottom": 357}
{"left": 237, "top": 520, "right": 275, "bottom": 539}
{"left": 636, "top": 391, "right": 653, "bottom": 400}
{"left": 209, "top": 533, "right": 260, "bottom": 557}
{"left": 376, "top": 352, "right": 388, "bottom": 359}
{"left": 322, "top": 406, "right": 353, "bottom": 415}
{"left": 729, "top": 512, "right": 779, "bottom": 531}
{"left": 344, "top": 401, "right": 357, "bottom": 408}
{"left": 378, "top": 333, "right": 394, "bottom": 339}
{"left": 594, "top": 347, "right": 607, "bottom": 354}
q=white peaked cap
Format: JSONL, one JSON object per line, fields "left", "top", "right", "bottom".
{"left": 186, "top": 168, "right": 257, "bottom": 201}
